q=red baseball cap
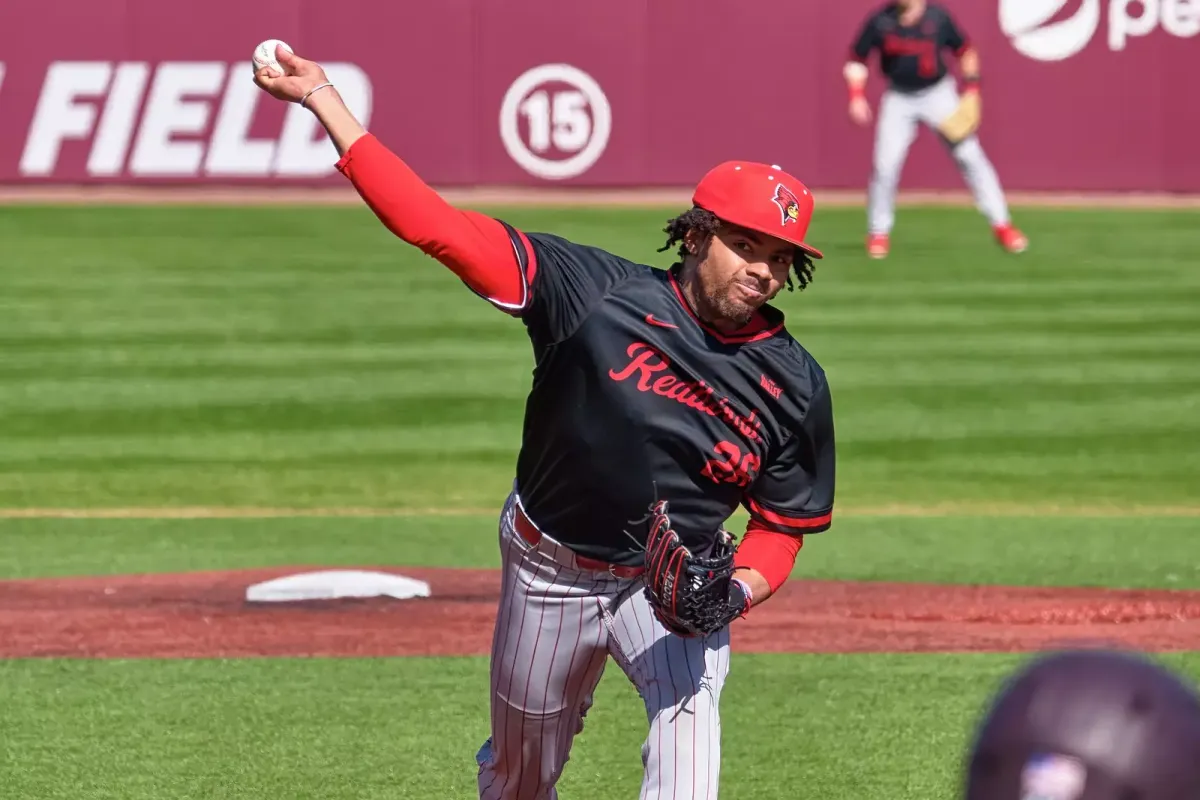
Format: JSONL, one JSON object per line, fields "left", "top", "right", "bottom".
{"left": 691, "top": 161, "right": 823, "bottom": 259}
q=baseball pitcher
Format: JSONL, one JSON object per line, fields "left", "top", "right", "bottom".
{"left": 255, "top": 45, "right": 837, "bottom": 800}
{"left": 844, "top": 0, "right": 1028, "bottom": 259}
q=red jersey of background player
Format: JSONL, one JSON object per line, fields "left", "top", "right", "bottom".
{"left": 336, "top": 135, "right": 835, "bottom": 568}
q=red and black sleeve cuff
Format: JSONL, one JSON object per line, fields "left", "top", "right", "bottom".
{"left": 746, "top": 497, "right": 833, "bottom": 534}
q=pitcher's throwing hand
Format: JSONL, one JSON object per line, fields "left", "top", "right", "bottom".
{"left": 252, "top": 42, "right": 334, "bottom": 108}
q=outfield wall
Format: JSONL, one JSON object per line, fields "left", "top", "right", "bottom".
{"left": 0, "top": 0, "right": 1194, "bottom": 191}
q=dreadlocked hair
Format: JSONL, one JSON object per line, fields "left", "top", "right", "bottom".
{"left": 658, "top": 207, "right": 816, "bottom": 292}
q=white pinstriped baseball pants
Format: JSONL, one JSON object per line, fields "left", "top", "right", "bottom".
{"left": 475, "top": 488, "right": 732, "bottom": 799}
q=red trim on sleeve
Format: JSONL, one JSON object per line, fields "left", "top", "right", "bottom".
{"left": 335, "top": 134, "right": 528, "bottom": 310}
{"left": 515, "top": 228, "right": 538, "bottom": 293}
{"left": 734, "top": 520, "right": 804, "bottom": 593}
{"left": 747, "top": 497, "right": 833, "bottom": 530}
{"left": 955, "top": 42, "right": 972, "bottom": 57}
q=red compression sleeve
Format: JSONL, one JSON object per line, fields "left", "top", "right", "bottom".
{"left": 734, "top": 520, "right": 804, "bottom": 593}
{"left": 335, "top": 134, "right": 530, "bottom": 308}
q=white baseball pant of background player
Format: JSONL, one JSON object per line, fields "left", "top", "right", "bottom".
{"left": 475, "top": 488, "right": 730, "bottom": 799}
{"left": 868, "top": 76, "right": 1013, "bottom": 236}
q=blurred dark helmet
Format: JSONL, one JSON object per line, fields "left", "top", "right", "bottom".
{"left": 966, "top": 649, "right": 1200, "bottom": 800}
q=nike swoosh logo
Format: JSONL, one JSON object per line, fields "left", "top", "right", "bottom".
{"left": 645, "top": 314, "right": 679, "bottom": 329}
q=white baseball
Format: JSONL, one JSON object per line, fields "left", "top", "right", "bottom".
{"left": 252, "top": 39, "right": 293, "bottom": 74}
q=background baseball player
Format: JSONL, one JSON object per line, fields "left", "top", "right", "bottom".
{"left": 965, "top": 648, "right": 1200, "bottom": 799}
{"left": 254, "top": 45, "right": 836, "bottom": 799}
{"left": 844, "top": 0, "right": 1028, "bottom": 259}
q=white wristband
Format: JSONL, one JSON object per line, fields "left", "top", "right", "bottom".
{"left": 300, "top": 82, "right": 334, "bottom": 108}
{"left": 732, "top": 577, "right": 753, "bottom": 611}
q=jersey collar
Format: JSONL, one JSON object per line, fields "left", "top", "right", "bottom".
{"left": 667, "top": 267, "right": 785, "bottom": 345}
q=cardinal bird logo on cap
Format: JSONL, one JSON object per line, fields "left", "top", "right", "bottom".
{"left": 772, "top": 183, "right": 801, "bottom": 226}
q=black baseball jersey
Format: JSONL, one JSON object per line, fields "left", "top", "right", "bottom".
{"left": 486, "top": 223, "right": 836, "bottom": 567}
{"left": 851, "top": 2, "right": 970, "bottom": 92}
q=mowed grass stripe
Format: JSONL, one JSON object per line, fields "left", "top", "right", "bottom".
{"left": 1, "top": 465, "right": 1195, "bottom": 508}
{"left": 0, "top": 340, "right": 527, "bottom": 370}
{"left": 1, "top": 502, "right": 1198, "bottom": 518}
{"left": 0, "top": 372, "right": 530, "bottom": 414}
{"left": 1, "top": 515, "right": 1198, "bottom": 587}
{"left": 3, "top": 300, "right": 1194, "bottom": 337}
{"left": 2, "top": 360, "right": 1199, "bottom": 409}
{"left": 2, "top": 332, "right": 1198, "bottom": 370}
{"left": 797, "top": 306, "right": 1200, "bottom": 330}
{"left": 0, "top": 416, "right": 1191, "bottom": 468}
{"left": 7, "top": 513, "right": 1200, "bottom": 587}
{"left": 0, "top": 425, "right": 521, "bottom": 463}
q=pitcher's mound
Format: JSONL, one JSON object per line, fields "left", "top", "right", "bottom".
{"left": 1, "top": 567, "right": 1198, "bottom": 658}
{"left": 245, "top": 570, "right": 431, "bottom": 603}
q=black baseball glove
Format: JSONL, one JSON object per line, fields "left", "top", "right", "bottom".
{"left": 640, "top": 500, "right": 751, "bottom": 638}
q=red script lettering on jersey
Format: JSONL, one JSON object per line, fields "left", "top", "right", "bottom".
{"left": 608, "top": 342, "right": 763, "bottom": 443}
{"left": 882, "top": 34, "right": 938, "bottom": 77}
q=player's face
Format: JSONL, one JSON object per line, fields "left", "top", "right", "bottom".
{"left": 687, "top": 224, "right": 793, "bottom": 329}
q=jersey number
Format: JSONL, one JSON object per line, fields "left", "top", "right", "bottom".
{"left": 700, "top": 441, "right": 761, "bottom": 488}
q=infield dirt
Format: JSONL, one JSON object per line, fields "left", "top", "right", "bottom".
{"left": 3, "top": 567, "right": 1198, "bottom": 659}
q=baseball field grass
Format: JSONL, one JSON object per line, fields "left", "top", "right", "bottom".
{"left": 1, "top": 201, "right": 1198, "bottom": 799}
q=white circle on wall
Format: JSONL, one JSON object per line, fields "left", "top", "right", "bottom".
{"left": 499, "top": 63, "right": 612, "bottom": 180}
